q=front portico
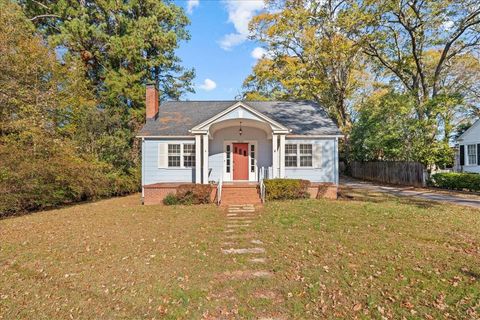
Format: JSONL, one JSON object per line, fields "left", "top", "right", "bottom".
{"left": 190, "top": 102, "right": 289, "bottom": 184}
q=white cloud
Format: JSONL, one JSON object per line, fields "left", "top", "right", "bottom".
{"left": 443, "top": 20, "right": 454, "bottom": 31}
{"left": 198, "top": 78, "right": 217, "bottom": 91}
{"left": 219, "top": 0, "right": 265, "bottom": 50}
{"left": 251, "top": 47, "right": 271, "bottom": 60}
{"left": 187, "top": 0, "right": 199, "bottom": 14}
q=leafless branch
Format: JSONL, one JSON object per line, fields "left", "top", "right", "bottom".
{"left": 30, "top": 14, "right": 61, "bottom": 21}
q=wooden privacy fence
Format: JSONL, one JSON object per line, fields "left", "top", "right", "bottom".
{"left": 350, "top": 161, "right": 426, "bottom": 187}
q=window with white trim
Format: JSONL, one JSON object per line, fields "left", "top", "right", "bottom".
{"left": 285, "top": 144, "right": 298, "bottom": 167}
{"left": 467, "top": 144, "right": 477, "bottom": 165}
{"left": 285, "top": 143, "right": 313, "bottom": 168}
{"left": 168, "top": 144, "right": 181, "bottom": 167}
{"left": 183, "top": 144, "right": 195, "bottom": 167}
{"left": 299, "top": 144, "right": 313, "bottom": 167}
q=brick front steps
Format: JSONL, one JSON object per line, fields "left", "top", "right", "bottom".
{"left": 220, "top": 183, "right": 262, "bottom": 206}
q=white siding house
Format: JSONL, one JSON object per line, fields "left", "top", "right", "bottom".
{"left": 457, "top": 119, "right": 480, "bottom": 173}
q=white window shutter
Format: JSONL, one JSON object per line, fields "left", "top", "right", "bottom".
{"left": 158, "top": 143, "right": 168, "bottom": 168}
{"left": 313, "top": 144, "right": 322, "bottom": 168}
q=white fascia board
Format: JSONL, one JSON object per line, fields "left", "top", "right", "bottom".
{"left": 189, "top": 129, "right": 208, "bottom": 134}
{"left": 136, "top": 135, "right": 195, "bottom": 139}
{"left": 287, "top": 134, "right": 345, "bottom": 139}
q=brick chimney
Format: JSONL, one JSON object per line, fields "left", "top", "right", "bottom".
{"left": 146, "top": 81, "right": 159, "bottom": 119}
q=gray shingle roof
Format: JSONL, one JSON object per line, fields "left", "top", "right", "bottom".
{"left": 137, "top": 100, "right": 342, "bottom": 136}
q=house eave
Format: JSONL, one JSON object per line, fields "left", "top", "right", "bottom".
{"left": 136, "top": 135, "right": 195, "bottom": 139}
{"left": 287, "top": 134, "right": 344, "bottom": 138}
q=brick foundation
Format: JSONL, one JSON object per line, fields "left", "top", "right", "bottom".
{"left": 143, "top": 181, "right": 337, "bottom": 205}
{"left": 308, "top": 183, "right": 338, "bottom": 200}
{"left": 143, "top": 183, "right": 217, "bottom": 205}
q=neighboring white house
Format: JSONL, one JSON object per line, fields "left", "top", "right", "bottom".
{"left": 457, "top": 119, "right": 480, "bottom": 173}
{"left": 137, "top": 84, "right": 343, "bottom": 204}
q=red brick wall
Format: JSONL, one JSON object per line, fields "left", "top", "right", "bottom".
{"left": 143, "top": 187, "right": 177, "bottom": 205}
{"left": 308, "top": 183, "right": 338, "bottom": 200}
{"left": 143, "top": 184, "right": 217, "bottom": 205}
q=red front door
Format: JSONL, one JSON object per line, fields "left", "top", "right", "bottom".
{"left": 233, "top": 143, "right": 249, "bottom": 180}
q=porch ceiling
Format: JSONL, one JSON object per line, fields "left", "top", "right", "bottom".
{"left": 208, "top": 119, "right": 274, "bottom": 138}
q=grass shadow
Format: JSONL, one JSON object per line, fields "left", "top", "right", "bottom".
{"left": 338, "top": 186, "right": 439, "bottom": 209}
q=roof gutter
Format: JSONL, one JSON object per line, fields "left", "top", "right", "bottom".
{"left": 287, "top": 134, "right": 345, "bottom": 138}
{"left": 135, "top": 135, "right": 195, "bottom": 139}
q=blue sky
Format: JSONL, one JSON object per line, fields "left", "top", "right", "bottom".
{"left": 174, "top": 0, "right": 269, "bottom": 100}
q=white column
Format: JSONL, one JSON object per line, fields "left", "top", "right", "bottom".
{"left": 202, "top": 134, "right": 209, "bottom": 184}
{"left": 279, "top": 134, "right": 285, "bottom": 178}
{"left": 334, "top": 137, "right": 339, "bottom": 185}
{"left": 272, "top": 134, "right": 278, "bottom": 178}
{"left": 195, "top": 135, "right": 201, "bottom": 183}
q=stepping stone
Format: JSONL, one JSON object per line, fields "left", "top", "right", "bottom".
{"left": 225, "top": 234, "right": 255, "bottom": 239}
{"left": 227, "top": 220, "right": 253, "bottom": 224}
{"left": 228, "top": 211, "right": 255, "bottom": 214}
{"left": 221, "top": 247, "right": 265, "bottom": 254}
{"left": 224, "top": 229, "right": 235, "bottom": 233}
{"left": 221, "top": 270, "right": 273, "bottom": 280}
{"left": 227, "top": 216, "right": 254, "bottom": 219}
{"left": 228, "top": 203, "right": 253, "bottom": 208}
{"left": 250, "top": 257, "right": 266, "bottom": 263}
{"left": 226, "top": 224, "right": 250, "bottom": 228}
{"left": 251, "top": 239, "right": 263, "bottom": 245}
{"left": 223, "top": 242, "right": 235, "bottom": 246}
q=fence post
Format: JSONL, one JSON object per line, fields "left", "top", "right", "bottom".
{"left": 422, "top": 170, "right": 428, "bottom": 187}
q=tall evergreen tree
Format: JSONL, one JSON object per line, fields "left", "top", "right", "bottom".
{"left": 19, "top": 0, "right": 195, "bottom": 173}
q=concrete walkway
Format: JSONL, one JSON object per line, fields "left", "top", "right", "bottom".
{"left": 341, "top": 178, "right": 480, "bottom": 209}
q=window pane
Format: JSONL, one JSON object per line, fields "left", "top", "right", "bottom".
{"left": 183, "top": 144, "right": 195, "bottom": 154}
{"left": 468, "top": 144, "right": 477, "bottom": 165}
{"left": 183, "top": 155, "right": 195, "bottom": 167}
{"left": 300, "top": 155, "right": 312, "bottom": 167}
{"left": 168, "top": 155, "right": 180, "bottom": 167}
{"left": 285, "top": 144, "right": 297, "bottom": 155}
{"left": 168, "top": 144, "right": 180, "bottom": 154}
{"left": 226, "top": 145, "right": 231, "bottom": 173}
{"left": 300, "top": 144, "right": 312, "bottom": 154}
{"left": 285, "top": 155, "right": 297, "bottom": 167}
{"left": 168, "top": 144, "right": 181, "bottom": 167}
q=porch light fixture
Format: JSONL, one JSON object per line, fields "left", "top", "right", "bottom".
{"left": 239, "top": 121, "right": 243, "bottom": 136}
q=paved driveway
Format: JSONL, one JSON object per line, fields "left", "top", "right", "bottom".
{"left": 341, "top": 178, "right": 480, "bottom": 209}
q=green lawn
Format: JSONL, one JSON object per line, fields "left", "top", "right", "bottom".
{"left": 1, "top": 192, "right": 479, "bottom": 319}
